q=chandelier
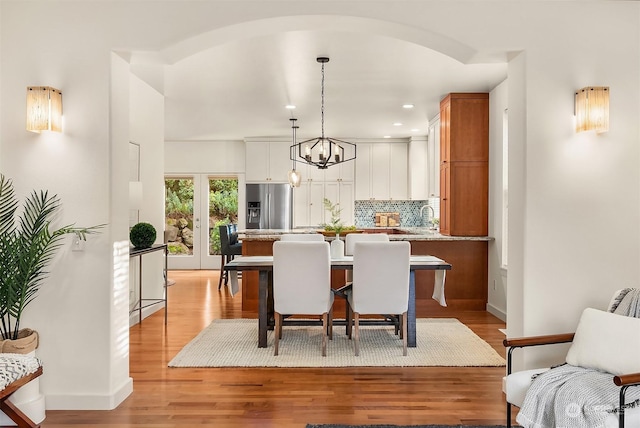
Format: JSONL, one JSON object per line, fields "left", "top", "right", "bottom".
{"left": 290, "top": 57, "right": 356, "bottom": 169}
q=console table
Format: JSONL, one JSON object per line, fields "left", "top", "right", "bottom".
{"left": 130, "top": 244, "right": 168, "bottom": 325}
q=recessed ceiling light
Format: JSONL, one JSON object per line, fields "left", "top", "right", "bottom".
{"left": 393, "top": 122, "right": 403, "bottom": 126}
{"left": 411, "top": 128, "right": 420, "bottom": 132}
{"left": 285, "top": 105, "right": 296, "bottom": 109}
{"left": 383, "top": 135, "right": 391, "bottom": 139}
{"left": 402, "top": 104, "right": 414, "bottom": 109}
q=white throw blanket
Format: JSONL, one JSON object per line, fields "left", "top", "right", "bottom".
{"left": 516, "top": 288, "right": 640, "bottom": 428}
{"left": 517, "top": 364, "right": 640, "bottom": 428}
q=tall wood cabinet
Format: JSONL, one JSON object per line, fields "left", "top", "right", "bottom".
{"left": 439, "top": 93, "right": 489, "bottom": 236}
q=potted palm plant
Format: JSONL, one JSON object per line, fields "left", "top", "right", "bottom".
{"left": 0, "top": 174, "right": 101, "bottom": 353}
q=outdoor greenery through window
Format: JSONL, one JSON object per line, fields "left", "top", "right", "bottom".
{"left": 165, "top": 177, "right": 238, "bottom": 256}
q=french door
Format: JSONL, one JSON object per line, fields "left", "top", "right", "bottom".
{"left": 165, "top": 174, "right": 239, "bottom": 270}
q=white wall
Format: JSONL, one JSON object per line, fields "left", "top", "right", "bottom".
{"left": 129, "top": 74, "right": 166, "bottom": 325}
{"left": 0, "top": 1, "right": 639, "bottom": 409}
{"left": 165, "top": 140, "right": 245, "bottom": 174}
{"left": 487, "top": 79, "right": 508, "bottom": 320}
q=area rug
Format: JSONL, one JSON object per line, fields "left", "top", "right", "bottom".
{"left": 306, "top": 425, "right": 508, "bottom": 428}
{"left": 168, "top": 318, "right": 505, "bottom": 368}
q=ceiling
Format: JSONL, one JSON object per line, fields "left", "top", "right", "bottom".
{"left": 162, "top": 30, "right": 507, "bottom": 142}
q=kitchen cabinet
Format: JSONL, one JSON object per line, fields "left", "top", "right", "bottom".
{"left": 427, "top": 118, "right": 440, "bottom": 197}
{"left": 294, "top": 179, "right": 325, "bottom": 227}
{"left": 354, "top": 144, "right": 372, "bottom": 200}
{"left": 245, "top": 141, "right": 291, "bottom": 182}
{"left": 409, "top": 136, "right": 428, "bottom": 200}
{"left": 439, "top": 93, "right": 489, "bottom": 236}
{"left": 324, "top": 180, "right": 354, "bottom": 226}
{"left": 355, "top": 142, "right": 408, "bottom": 200}
{"left": 293, "top": 179, "right": 354, "bottom": 227}
{"left": 294, "top": 158, "right": 353, "bottom": 182}
{"left": 389, "top": 143, "right": 408, "bottom": 199}
{"left": 371, "top": 144, "right": 390, "bottom": 199}
{"left": 322, "top": 158, "right": 355, "bottom": 181}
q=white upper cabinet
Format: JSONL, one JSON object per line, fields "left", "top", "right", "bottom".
{"left": 245, "top": 141, "right": 291, "bottom": 182}
{"left": 408, "top": 121, "right": 440, "bottom": 200}
{"left": 427, "top": 117, "right": 440, "bottom": 197}
{"left": 323, "top": 158, "right": 355, "bottom": 181}
{"left": 355, "top": 142, "right": 408, "bottom": 200}
{"left": 354, "top": 143, "right": 372, "bottom": 200}
{"left": 409, "top": 136, "right": 428, "bottom": 200}
{"left": 389, "top": 143, "right": 408, "bottom": 200}
{"left": 371, "top": 144, "right": 391, "bottom": 199}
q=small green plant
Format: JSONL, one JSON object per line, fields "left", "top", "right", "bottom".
{"left": 322, "top": 198, "right": 342, "bottom": 230}
{"left": 130, "top": 222, "right": 157, "bottom": 249}
{"left": 321, "top": 199, "right": 357, "bottom": 234}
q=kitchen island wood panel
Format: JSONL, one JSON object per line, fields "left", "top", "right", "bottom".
{"left": 240, "top": 235, "right": 488, "bottom": 316}
{"left": 411, "top": 240, "right": 488, "bottom": 313}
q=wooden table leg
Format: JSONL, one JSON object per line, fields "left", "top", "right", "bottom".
{"left": 407, "top": 271, "right": 416, "bottom": 347}
{"left": 258, "top": 270, "right": 269, "bottom": 348}
{"left": 267, "top": 271, "right": 274, "bottom": 329}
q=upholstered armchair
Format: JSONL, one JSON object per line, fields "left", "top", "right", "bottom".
{"left": 503, "top": 289, "right": 640, "bottom": 428}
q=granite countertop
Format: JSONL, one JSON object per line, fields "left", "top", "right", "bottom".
{"left": 241, "top": 228, "right": 493, "bottom": 242}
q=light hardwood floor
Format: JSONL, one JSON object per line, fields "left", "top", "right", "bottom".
{"left": 42, "top": 270, "right": 513, "bottom": 427}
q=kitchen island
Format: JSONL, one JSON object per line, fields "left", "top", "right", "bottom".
{"left": 239, "top": 228, "right": 491, "bottom": 316}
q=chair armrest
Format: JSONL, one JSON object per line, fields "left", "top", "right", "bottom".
{"left": 503, "top": 333, "right": 575, "bottom": 348}
{"left": 503, "top": 333, "right": 574, "bottom": 375}
{"left": 614, "top": 372, "right": 640, "bottom": 387}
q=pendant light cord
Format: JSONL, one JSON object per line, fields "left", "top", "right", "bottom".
{"left": 321, "top": 61, "right": 325, "bottom": 140}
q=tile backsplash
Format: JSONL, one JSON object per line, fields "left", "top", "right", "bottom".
{"left": 354, "top": 198, "right": 440, "bottom": 228}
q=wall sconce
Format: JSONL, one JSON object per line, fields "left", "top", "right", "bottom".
{"left": 575, "top": 86, "right": 609, "bottom": 133}
{"left": 26, "top": 86, "right": 63, "bottom": 133}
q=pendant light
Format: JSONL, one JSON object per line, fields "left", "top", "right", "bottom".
{"left": 290, "top": 57, "right": 356, "bottom": 169}
{"left": 287, "top": 118, "right": 302, "bottom": 187}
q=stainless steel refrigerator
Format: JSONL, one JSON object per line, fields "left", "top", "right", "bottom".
{"left": 246, "top": 183, "right": 293, "bottom": 229}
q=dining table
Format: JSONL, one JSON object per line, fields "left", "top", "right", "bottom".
{"left": 224, "top": 255, "right": 452, "bottom": 348}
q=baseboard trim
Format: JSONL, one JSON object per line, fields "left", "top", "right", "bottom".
{"left": 486, "top": 303, "right": 506, "bottom": 322}
{"left": 45, "top": 377, "right": 133, "bottom": 410}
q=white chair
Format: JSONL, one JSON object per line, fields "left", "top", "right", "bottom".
{"left": 347, "top": 241, "right": 410, "bottom": 356}
{"left": 279, "top": 233, "right": 324, "bottom": 242}
{"left": 272, "top": 241, "right": 334, "bottom": 356}
{"left": 345, "top": 233, "right": 389, "bottom": 256}
{"left": 503, "top": 288, "right": 640, "bottom": 428}
{"left": 337, "top": 233, "right": 390, "bottom": 330}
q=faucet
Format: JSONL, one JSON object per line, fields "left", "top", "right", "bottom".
{"left": 420, "top": 205, "right": 435, "bottom": 227}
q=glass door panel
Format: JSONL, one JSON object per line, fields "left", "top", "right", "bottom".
{"left": 165, "top": 175, "right": 239, "bottom": 270}
{"left": 201, "top": 176, "right": 239, "bottom": 269}
{"left": 165, "top": 176, "right": 201, "bottom": 269}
